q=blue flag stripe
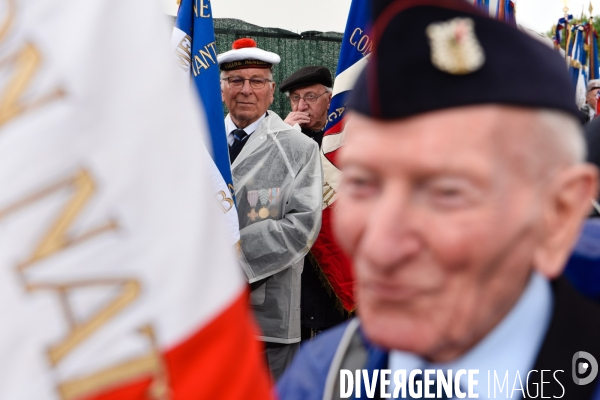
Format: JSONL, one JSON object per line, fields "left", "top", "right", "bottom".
{"left": 325, "top": 0, "right": 371, "bottom": 132}
{"left": 175, "top": 0, "right": 234, "bottom": 196}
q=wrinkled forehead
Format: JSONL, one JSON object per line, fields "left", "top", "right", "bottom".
{"left": 342, "top": 105, "right": 541, "bottom": 178}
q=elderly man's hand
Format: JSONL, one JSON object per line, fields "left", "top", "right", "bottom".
{"left": 284, "top": 111, "right": 311, "bottom": 127}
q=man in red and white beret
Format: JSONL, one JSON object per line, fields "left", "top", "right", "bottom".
{"left": 218, "top": 38, "right": 323, "bottom": 381}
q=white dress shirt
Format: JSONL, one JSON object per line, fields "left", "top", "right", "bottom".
{"left": 225, "top": 113, "right": 267, "bottom": 146}
{"left": 389, "top": 272, "right": 553, "bottom": 399}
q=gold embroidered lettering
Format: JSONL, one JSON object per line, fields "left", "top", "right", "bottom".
{"left": 194, "top": 0, "right": 211, "bottom": 18}
{"left": 174, "top": 35, "right": 192, "bottom": 71}
{"left": 192, "top": 55, "right": 209, "bottom": 76}
{"left": 0, "top": 169, "right": 119, "bottom": 272}
{"left": 349, "top": 28, "right": 362, "bottom": 46}
{"left": 323, "top": 182, "right": 337, "bottom": 208}
{"left": 0, "top": 0, "right": 15, "bottom": 44}
{"left": 0, "top": 43, "right": 65, "bottom": 130}
{"left": 199, "top": 45, "right": 215, "bottom": 65}
{"left": 216, "top": 190, "right": 234, "bottom": 214}
{"left": 57, "top": 324, "right": 171, "bottom": 400}
{"left": 24, "top": 279, "right": 141, "bottom": 366}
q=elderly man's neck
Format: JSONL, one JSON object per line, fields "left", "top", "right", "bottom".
{"left": 422, "top": 275, "right": 533, "bottom": 364}
{"left": 232, "top": 114, "right": 265, "bottom": 130}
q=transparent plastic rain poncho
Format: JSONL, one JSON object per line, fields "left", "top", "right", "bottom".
{"left": 231, "top": 111, "right": 323, "bottom": 342}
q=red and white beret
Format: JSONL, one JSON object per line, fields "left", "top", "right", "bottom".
{"left": 217, "top": 38, "right": 281, "bottom": 71}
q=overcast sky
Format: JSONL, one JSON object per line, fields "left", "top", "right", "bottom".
{"left": 161, "top": 0, "right": 598, "bottom": 35}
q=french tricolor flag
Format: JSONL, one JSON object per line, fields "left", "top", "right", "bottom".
{"left": 0, "top": 0, "right": 272, "bottom": 399}
{"left": 311, "top": 0, "right": 372, "bottom": 314}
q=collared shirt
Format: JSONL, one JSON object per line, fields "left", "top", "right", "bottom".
{"left": 225, "top": 113, "right": 267, "bottom": 146}
{"left": 389, "top": 272, "right": 553, "bottom": 399}
{"left": 581, "top": 103, "right": 596, "bottom": 123}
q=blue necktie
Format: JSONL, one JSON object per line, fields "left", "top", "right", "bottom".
{"left": 228, "top": 128, "right": 248, "bottom": 163}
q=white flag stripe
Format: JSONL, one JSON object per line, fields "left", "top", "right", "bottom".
{"left": 331, "top": 55, "right": 369, "bottom": 97}
{"left": 0, "top": 0, "right": 244, "bottom": 397}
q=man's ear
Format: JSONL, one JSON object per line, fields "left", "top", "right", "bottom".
{"left": 269, "top": 82, "right": 276, "bottom": 104}
{"left": 533, "top": 164, "right": 599, "bottom": 279}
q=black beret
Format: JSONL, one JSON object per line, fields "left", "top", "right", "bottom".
{"left": 348, "top": 0, "right": 580, "bottom": 121}
{"left": 279, "top": 66, "right": 333, "bottom": 93}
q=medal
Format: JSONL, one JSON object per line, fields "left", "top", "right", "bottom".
{"left": 258, "top": 189, "right": 270, "bottom": 219}
{"left": 426, "top": 17, "right": 485, "bottom": 76}
{"left": 247, "top": 190, "right": 259, "bottom": 221}
{"left": 269, "top": 188, "right": 280, "bottom": 217}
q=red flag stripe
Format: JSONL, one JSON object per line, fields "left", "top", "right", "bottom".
{"left": 87, "top": 290, "right": 273, "bottom": 400}
{"left": 310, "top": 207, "right": 355, "bottom": 312}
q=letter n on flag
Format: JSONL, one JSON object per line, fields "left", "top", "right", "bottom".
{"left": 0, "top": 0, "right": 272, "bottom": 398}
{"left": 311, "top": 0, "right": 372, "bottom": 313}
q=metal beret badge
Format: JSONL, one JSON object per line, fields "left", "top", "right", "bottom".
{"left": 426, "top": 17, "right": 485, "bottom": 75}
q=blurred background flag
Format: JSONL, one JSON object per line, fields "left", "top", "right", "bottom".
{"left": 554, "top": 14, "right": 574, "bottom": 48}
{"left": 587, "top": 5, "right": 599, "bottom": 81}
{"left": 496, "top": 0, "right": 517, "bottom": 25}
{"left": 473, "top": 0, "right": 516, "bottom": 25}
{"left": 474, "top": 0, "right": 490, "bottom": 13}
{"left": 171, "top": 0, "right": 240, "bottom": 246}
{"left": 310, "top": 0, "right": 372, "bottom": 313}
{"left": 0, "top": 0, "right": 272, "bottom": 398}
{"left": 568, "top": 24, "right": 588, "bottom": 107}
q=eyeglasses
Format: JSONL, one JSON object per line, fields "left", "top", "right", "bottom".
{"left": 289, "top": 92, "right": 329, "bottom": 104}
{"left": 221, "top": 77, "right": 273, "bottom": 89}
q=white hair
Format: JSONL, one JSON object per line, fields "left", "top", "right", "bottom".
{"left": 536, "top": 109, "right": 586, "bottom": 166}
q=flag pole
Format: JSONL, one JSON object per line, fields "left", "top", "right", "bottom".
{"left": 590, "top": 1, "right": 594, "bottom": 70}
{"left": 564, "top": 0, "right": 571, "bottom": 62}
{"left": 590, "top": 1, "right": 598, "bottom": 81}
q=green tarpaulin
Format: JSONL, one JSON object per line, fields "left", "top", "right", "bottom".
{"left": 214, "top": 18, "right": 342, "bottom": 118}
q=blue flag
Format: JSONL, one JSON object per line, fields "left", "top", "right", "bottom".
{"left": 173, "top": 0, "right": 234, "bottom": 197}
{"left": 568, "top": 25, "right": 587, "bottom": 87}
{"left": 172, "top": 0, "right": 240, "bottom": 246}
{"left": 324, "top": 0, "right": 371, "bottom": 135}
{"left": 588, "top": 24, "right": 600, "bottom": 81}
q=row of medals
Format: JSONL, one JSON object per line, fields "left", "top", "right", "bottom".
{"left": 247, "top": 188, "right": 280, "bottom": 221}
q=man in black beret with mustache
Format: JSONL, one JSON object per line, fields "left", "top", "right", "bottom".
{"left": 281, "top": 66, "right": 350, "bottom": 342}
{"left": 281, "top": 66, "right": 333, "bottom": 148}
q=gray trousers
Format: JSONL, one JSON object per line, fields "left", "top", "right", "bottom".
{"left": 264, "top": 341, "right": 300, "bottom": 381}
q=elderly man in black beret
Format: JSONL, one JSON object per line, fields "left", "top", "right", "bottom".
{"left": 281, "top": 66, "right": 333, "bottom": 148}
{"left": 280, "top": 66, "right": 348, "bottom": 342}
{"left": 277, "top": 0, "right": 600, "bottom": 399}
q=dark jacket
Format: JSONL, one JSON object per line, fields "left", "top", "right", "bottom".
{"left": 300, "top": 126, "right": 350, "bottom": 338}
{"left": 278, "top": 278, "right": 600, "bottom": 400}
{"left": 585, "top": 119, "right": 600, "bottom": 217}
